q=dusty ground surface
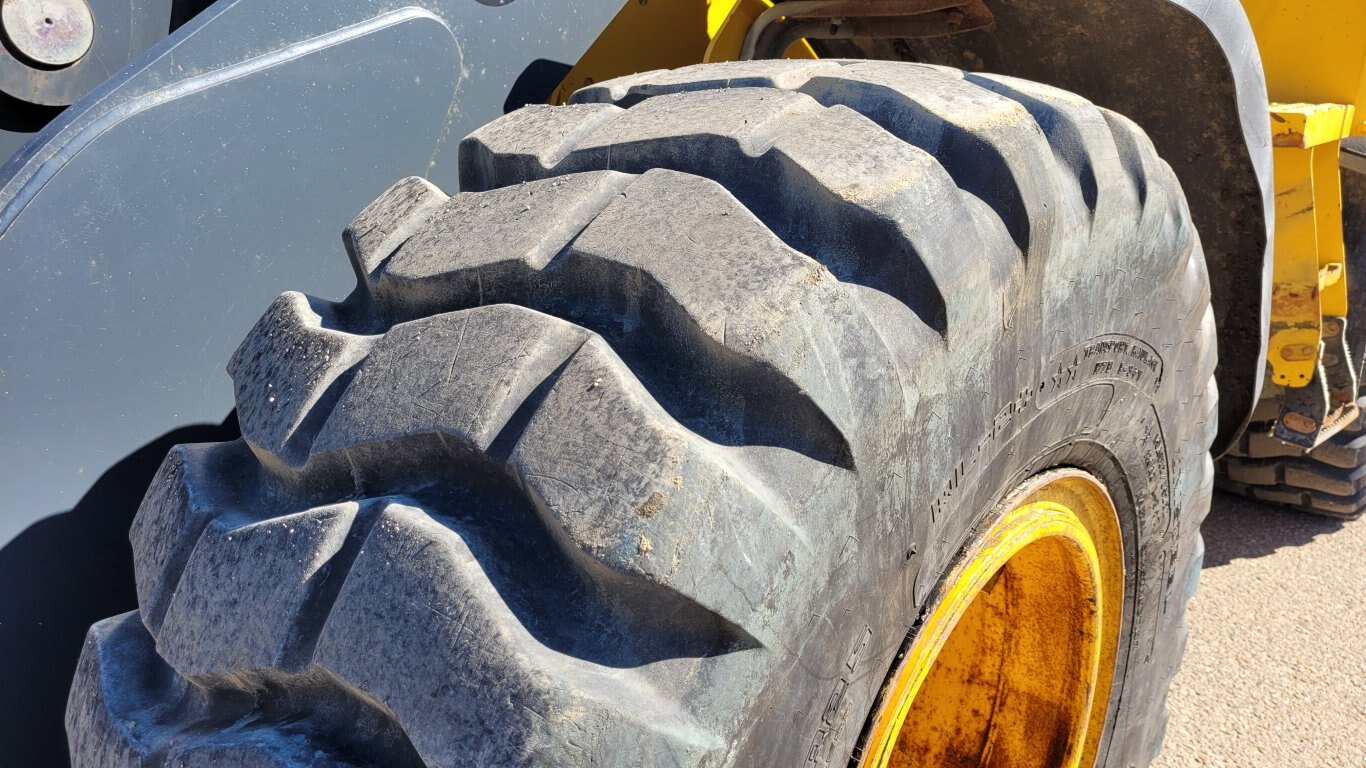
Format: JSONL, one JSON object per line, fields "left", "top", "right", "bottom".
{"left": 1152, "top": 491, "right": 1366, "bottom": 767}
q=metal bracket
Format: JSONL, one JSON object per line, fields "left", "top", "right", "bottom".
{"left": 1273, "top": 315, "right": 1362, "bottom": 449}
{"left": 739, "top": 0, "right": 994, "bottom": 60}
{"left": 1267, "top": 101, "right": 1356, "bottom": 388}
{"left": 1321, "top": 315, "right": 1359, "bottom": 407}
{"left": 1273, "top": 360, "right": 1331, "bottom": 448}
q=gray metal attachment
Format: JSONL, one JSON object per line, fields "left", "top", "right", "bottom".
{"left": 1, "top": 0, "right": 95, "bottom": 67}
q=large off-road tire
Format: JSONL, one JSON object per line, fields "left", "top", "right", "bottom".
{"left": 1218, "top": 397, "right": 1366, "bottom": 518}
{"left": 68, "top": 61, "right": 1215, "bottom": 767}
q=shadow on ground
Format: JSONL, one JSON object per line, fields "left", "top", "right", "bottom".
{"left": 0, "top": 414, "right": 238, "bottom": 768}
{"left": 1201, "top": 489, "right": 1348, "bottom": 568}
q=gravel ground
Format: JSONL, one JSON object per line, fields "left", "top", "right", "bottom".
{"left": 1152, "top": 491, "right": 1366, "bottom": 767}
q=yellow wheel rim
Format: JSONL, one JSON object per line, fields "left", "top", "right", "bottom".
{"left": 861, "top": 469, "right": 1124, "bottom": 768}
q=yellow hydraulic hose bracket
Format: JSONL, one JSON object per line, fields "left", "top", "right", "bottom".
{"left": 704, "top": 0, "right": 818, "bottom": 62}
{"left": 549, "top": 0, "right": 742, "bottom": 105}
{"left": 1267, "top": 101, "right": 1355, "bottom": 387}
{"left": 548, "top": 0, "right": 815, "bottom": 107}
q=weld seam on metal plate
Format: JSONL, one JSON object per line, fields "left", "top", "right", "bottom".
{"left": 0, "top": 7, "right": 446, "bottom": 238}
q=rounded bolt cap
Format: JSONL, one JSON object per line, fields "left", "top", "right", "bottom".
{"left": 2, "top": 0, "right": 95, "bottom": 68}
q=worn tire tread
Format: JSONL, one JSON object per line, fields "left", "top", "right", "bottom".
{"left": 71, "top": 60, "right": 1214, "bottom": 768}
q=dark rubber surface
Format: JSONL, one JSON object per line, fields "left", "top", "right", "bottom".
{"left": 1219, "top": 402, "right": 1366, "bottom": 519}
{"left": 815, "top": 0, "right": 1274, "bottom": 457}
{"left": 69, "top": 61, "right": 1215, "bottom": 767}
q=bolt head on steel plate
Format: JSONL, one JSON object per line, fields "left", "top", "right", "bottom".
{"left": 2, "top": 0, "right": 95, "bottom": 68}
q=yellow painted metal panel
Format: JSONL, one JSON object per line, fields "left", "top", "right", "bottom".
{"left": 1247, "top": 0, "right": 1366, "bottom": 388}
{"left": 1269, "top": 142, "right": 1325, "bottom": 386}
{"left": 706, "top": 0, "right": 818, "bottom": 62}
{"left": 859, "top": 471, "right": 1123, "bottom": 768}
{"left": 549, "top": 1, "right": 739, "bottom": 105}
{"left": 1243, "top": 0, "right": 1366, "bottom": 135}
{"left": 1266, "top": 102, "right": 1355, "bottom": 386}
{"left": 1313, "top": 129, "right": 1349, "bottom": 317}
{"left": 1270, "top": 102, "right": 1357, "bottom": 148}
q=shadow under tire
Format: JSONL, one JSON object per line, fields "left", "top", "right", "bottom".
{"left": 68, "top": 60, "right": 1215, "bottom": 768}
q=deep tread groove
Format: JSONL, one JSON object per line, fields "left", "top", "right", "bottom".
{"left": 485, "top": 351, "right": 585, "bottom": 465}
{"left": 227, "top": 292, "right": 376, "bottom": 472}
{"left": 462, "top": 90, "right": 973, "bottom": 338}
{"left": 797, "top": 70, "right": 1043, "bottom": 255}
{"left": 133, "top": 441, "right": 261, "bottom": 635}
{"left": 276, "top": 502, "right": 384, "bottom": 671}
{"left": 295, "top": 305, "right": 785, "bottom": 652}
{"left": 1100, "top": 109, "right": 1151, "bottom": 207}
{"left": 966, "top": 73, "right": 1102, "bottom": 213}
{"left": 371, "top": 171, "right": 858, "bottom": 469}
{"left": 69, "top": 614, "right": 427, "bottom": 768}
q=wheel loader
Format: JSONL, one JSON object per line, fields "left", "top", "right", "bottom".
{"left": 0, "top": 0, "right": 1361, "bottom": 765}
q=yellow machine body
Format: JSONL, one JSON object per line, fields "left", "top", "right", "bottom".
{"left": 1242, "top": 1, "right": 1366, "bottom": 402}
{"left": 1243, "top": 0, "right": 1366, "bottom": 122}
